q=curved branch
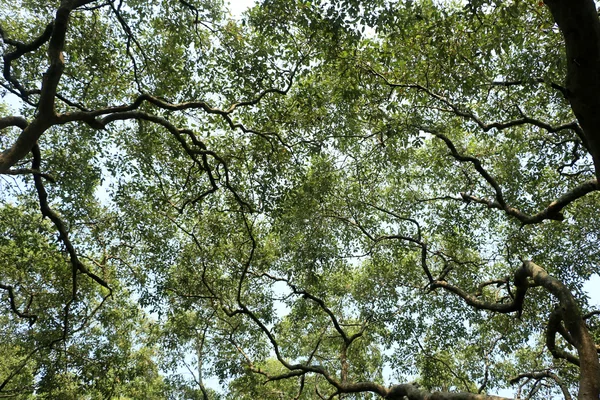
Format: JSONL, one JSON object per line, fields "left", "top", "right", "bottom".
{"left": 431, "top": 268, "right": 529, "bottom": 317}
{"left": 1, "top": 22, "right": 54, "bottom": 100}
{"left": 225, "top": 298, "right": 388, "bottom": 398}
{"left": 546, "top": 307, "right": 580, "bottom": 366}
{"left": 259, "top": 271, "right": 368, "bottom": 349}
{"left": 82, "top": 110, "right": 251, "bottom": 211}
{"left": 427, "top": 128, "right": 507, "bottom": 208}
{"left": 0, "top": 283, "right": 37, "bottom": 323}
{"left": 329, "top": 210, "right": 434, "bottom": 284}
{"left": 367, "top": 66, "right": 580, "bottom": 137}
{"left": 57, "top": 66, "right": 297, "bottom": 121}
{"left": 583, "top": 310, "right": 600, "bottom": 320}
{"left": 424, "top": 127, "right": 598, "bottom": 224}
{"left": 510, "top": 370, "right": 572, "bottom": 400}
{"left": 488, "top": 78, "right": 568, "bottom": 98}
{"left": 386, "top": 383, "right": 511, "bottom": 400}
{"left": 460, "top": 178, "right": 598, "bottom": 225}
{"left": 0, "top": 116, "right": 28, "bottom": 130}
{"left": 31, "top": 144, "right": 111, "bottom": 297}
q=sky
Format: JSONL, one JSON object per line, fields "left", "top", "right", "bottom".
{"left": 227, "top": 0, "right": 257, "bottom": 18}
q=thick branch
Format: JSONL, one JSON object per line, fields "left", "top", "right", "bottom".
{"left": 0, "top": 116, "right": 28, "bottom": 130}
{"left": 543, "top": 0, "right": 600, "bottom": 178}
{"left": 546, "top": 307, "right": 581, "bottom": 366}
{"left": 437, "top": 260, "right": 599, "bottom": 398}
{"left": 521, "top": 261, "right": 599, "bottom": 399}
{"left": 386, "top": 384, "right": 511, "bottom": 400}
{"left": 1, "top": 21, "right": 297, "bottom": 172}
{"left": 0, "top": 1, "right": 80, "bottom": 172}
{"left": 431, "top": 266, "right": 529, "bottom": 317}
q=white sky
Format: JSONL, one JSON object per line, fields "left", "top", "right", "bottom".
{"left": 227, "top": 0, "right": 257, "bottom": 18}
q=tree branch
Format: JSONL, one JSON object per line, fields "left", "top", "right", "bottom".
{"left": 31, "top": 143, "right": 111, "bottom": 298}
{"left": 546, "top": 307, "right": 580, "bottom": 366}
{"left": 2, "top": 168, "right": 55, "bottom": 182}
{"left": 386, "top": 383, "right": 511, "bottom": 400}
{"left": 1, "top": 22, "right": 54, "bottom": 100}
{"left": 0, "top": 116, "right": 28, "bottom": 130}
{"left": 0, "top": 283, "right": 37, "bottom": 323}
{"left": 488, "top": 78, "right": 568, "bottom": 98}
{"left": 423, "top": 127, "right": 598, "bottom": 225}
{"left": 367, "top": 66, "right": 580, "bottom": 137}
{"left": 510, "top": 370, "right": 573, "bottom": 400}
{"left": 543, "top": 0, "right": 600, "bottom": 178}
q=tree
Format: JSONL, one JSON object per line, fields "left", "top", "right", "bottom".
{"left": 1, "top": 0, "right": 600, "bottom": 399}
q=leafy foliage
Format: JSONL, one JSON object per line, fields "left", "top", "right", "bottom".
{"left": 1, "top": 0, "right": 600, "bottom": 399}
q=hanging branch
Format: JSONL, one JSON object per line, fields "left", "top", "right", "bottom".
{"left": 31, "top": 143, "right": 111, "bottom": 296}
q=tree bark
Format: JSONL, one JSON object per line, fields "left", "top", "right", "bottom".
{"left": 386, "top": 384, "right": 511, "bottom": 400}
{"left": 0, "top": 1, "right": 75, "bottom": 172}
{"left": 522, "top": 261, "right": 600, "bottom": 400}
{"left": 543, "top": 0, "right": 600, "bottom": 178}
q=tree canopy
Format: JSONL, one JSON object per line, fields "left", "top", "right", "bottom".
{"left": 1, "top": 0, "right": 600, "bottom": 399}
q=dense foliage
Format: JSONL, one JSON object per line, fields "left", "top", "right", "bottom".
{"left": 1, "top": 0, "right": 600, "bottom": 399}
